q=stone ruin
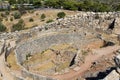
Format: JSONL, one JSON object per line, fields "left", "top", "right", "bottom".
{"left": 102, "top": 50, "right": 120, "bottom": 80}
{"left": 0, "top": 11, "right": 120, "bottom": 80}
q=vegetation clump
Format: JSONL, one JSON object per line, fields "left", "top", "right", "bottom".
{"left": 13, "top": 12, "right": 21, "bottom": 19}
{"left": 57, "top": 12, "right": 66, "bottom": 18}
{"left": 0, "top": 22, "right": 6, "bottom": 32}
{"left": 10, "top": 17, "right": 13, "bottom": 21}
{"left": 41, "top": 13, "right": 46, "bottom": 21}
{"left": 5, "top": 11, "right": 10, "bottom": 15}
{"left": 29, "top": 18, "right": 34, "bottom": 22}
{"left": 46, "top": 19, "right": 54, "bottom": 23}
{"left": 12, "top": 19, "right": 25, "bottom": 31}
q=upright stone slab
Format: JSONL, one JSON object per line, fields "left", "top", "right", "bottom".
{"left": 115, "top": 54, "right": 120, "bottom": 68}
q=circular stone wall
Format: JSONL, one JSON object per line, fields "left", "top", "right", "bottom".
{"left": 15, "top": 32, "right": 84, "bottom": 64}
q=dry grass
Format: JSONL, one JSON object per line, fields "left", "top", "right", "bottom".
{"left": 7, "top": 51, "right": 21, "bottom": 70}
{"left": 23, "top": 49, "right": 54, "bottom": 65}
{"left": 1, "top": 9, "right": 78, "bottom": 32}
{"left": 34, "top": 61, "right": 55, "bottom": 72}
{"left": 23, "top": 44, "right": 77, "bottom": 74}
{"left": 57, "top": 61, "right": 70, "bottom": 72}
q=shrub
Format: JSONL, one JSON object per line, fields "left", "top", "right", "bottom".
{"left": 5, "top": 11, "right": 10, "bottom": 15}
{"left": 0, "top": 22, "right": 6, "bottom": 32}
{"left": 12, "top": 19, "right": 25, "bottom": 31}
{"left": 57, "top": 12, "right": 66, "bottom": 18}
{"left": 26, "top": 53, "right": 32, "bottom": 60}
{"left": 10, "top": 17, "right": 13, "bottom": 21}
{"left": 41, "top": 13, "right": 46, "bottom": 21}
{"left": 46, "top": 19, "right": 54, "bottom": 23}
{"left": 29, "top": 18, "right": 34, "bottom": 22}
{"left": 13, "top": 12, "right": 21, "bottom": 19}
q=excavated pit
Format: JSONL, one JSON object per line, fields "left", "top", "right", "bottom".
{"left": 23, "top": 44, "right": 77, "bottom": 75}
{"left": 15, "top": 31, "right": 104, "bottom": 77}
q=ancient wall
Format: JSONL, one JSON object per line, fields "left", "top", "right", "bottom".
{"left": 15, "top": 32, "right": 83, "bottom": 64}
{"left": 21, "top": 69, "right": 56, "bottom": 80}
{"left": 1, "top": 11, "right": 120, "bottom": 41}
{"left": 1, "top": 11, "right": 120, "bottom": 80}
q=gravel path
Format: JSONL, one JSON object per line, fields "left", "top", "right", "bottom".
{"left": 52, "top": 46, "right": 120, "bottom": 80}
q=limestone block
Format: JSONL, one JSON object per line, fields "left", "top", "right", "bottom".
{"left": 103, "top": 70, "right": 120, "bottom": 80}
{"left": 117, "top": 67, "right": 120, "bottom": 74}
{"left": 115, "top": 54, "right": 120, "bottom": 67}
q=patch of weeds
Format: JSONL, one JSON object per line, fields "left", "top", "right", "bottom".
{"left": 26, "top": 53, "right": 32, "bottom": 60}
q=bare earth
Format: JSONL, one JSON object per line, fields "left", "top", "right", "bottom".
{"left": 52, "top": 46, "right": 120, "bottom": 80}
{"left": 0, "top": 52, "right": 14, "bottom": 80}
{"left": 0, "top": 45, "right": 119, "bottom": 80}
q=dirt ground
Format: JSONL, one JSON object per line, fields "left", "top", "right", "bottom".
{"left": 51, "top": 46, "right": 120, "bottom": 80}
{"left": 1, "top": 9, "right": 78, "bottom": 32}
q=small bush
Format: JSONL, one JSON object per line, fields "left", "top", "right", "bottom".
{"left": 57, "top": 12, "right": 66, "bottom": 18}
{"left": 13, "top": 12, "right": 21, "bottom": 19}
{"left": 46, "top": 19, "right": 54, "bottom": 23}
{"left": 12, "top": 19, "right": 25, "bottom": 31}
{"left": 41, "top": 13, "right": 46, "bottom": 21}
{"left": 10, "top": 17, "right": 13, "bottom": 21}
{"left": 26, "top": 53, "right": 32, "bottom": 60}
{"left": 29, "top": 18, "right": 34, "bottom": 22}
{"left": 5, "top": 11, "right": 10, "bottom": 15}
{"left": 0, "top": 22, "right": 6, "bottom": 32}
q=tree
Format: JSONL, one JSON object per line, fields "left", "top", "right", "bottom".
{"left": 63, "top": 0, "right": 78, "bottom": 10}
{"left": 33, "top": 0, "right": 42, "bottom": 8}
{"left": 0, "top": 22, "right": 6, "bottom": 32}
{"left": 8, "top": 0, "right": 16, "bottom": 5}
{"left": 44, "top": 0, "right": 59, "bottom": 8}
{"left": 57, "top": 12, "right": 66, "bottom": 18}
{"left": 40, "top": 13, "right": 46, "bottom": 21}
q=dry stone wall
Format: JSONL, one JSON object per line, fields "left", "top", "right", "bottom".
{"left": 15, "top": 32, "right": 83, "bottom": 64}
{"left": 1, "top": 11, "right": 120, "bottom": 41}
